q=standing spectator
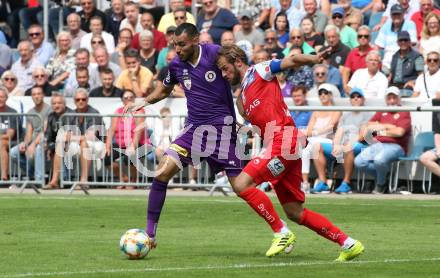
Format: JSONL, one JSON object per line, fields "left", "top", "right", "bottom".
{"left": 234, "top": 11, "right": 265, "bottom": 50}
{"left": 375, "top": 4, "right": 417, "bottom": 71}
{"left": 131, "top": 12, "right": 167, "bottom": 52}
{"left": 10, "top": 86, "right": 50, "bottom": 183}
{"left": 389, "top": 31, "right": 424, "bottom": 93}
{"left": 78, "top": 0, "right": 107, "bottom": 33}
{"left": 25, "top": 67, "right": 57, "bottom": 97}
{"left": 11, "top": 41, "right": 43, "bottom": 92}
{"left": 411, "top": 0, "right": 440, "bottom": 39}
{"left": 196, "top": 0, "right": 239, "bottom": 45}
{"left": 282, "top": 28, "right": 316, "bottom": 57}
{"left": 139, "top": 30, "right": 159, "bottom": 74}
{"left": 263, "top": 29, "right": 284, "bottom": 59}
{"left": 301, "top": 16, "right": 325, "bottom": 51}
{"left": 105, "top": 0, "right": 126, "bottom": 42}
{"left": 1, "top": 71, "right": 23, "bottom": 96}
{"left": 413, "top": 51, "right": 440, "bottom": 98}
{"left": 313, "top": 88, "right": 372, "bottom": 194}
{"left": 157, "top": 0, "right": 196, "bottom": 33}
{"left": 286, "top": 47, "right": 315, "bottom": 89}
{"left": 80, "top": 16, "right": 116, "bottom": 54}
{"left": 0, "top": 87, "right": 18, "bottom": 182}
{"left": 290, "top": 85, "right": 312, "bottom": 129}
{"left": 119, "top": 1, "right": 142, "bottom": 33}
{"left": 18, "top": 0, "right": 42, "bottom": 31}
{"left": 331, "top": 7, "right": 359, "bottom": 49}
{"left": 342, "top": 25, "right": 374, "bottom": 93}
{"left": 89, "top": 68, "right": 123, "bottom": 98}
{"left": 27, "top": 24, "right": 55, "bottom": 66}
{"left": 420, "top": 12, "right": 440, "bottom": 58}
{"left": 304, "top": 0, "right": 328, "bottom": 34}
{"left": 46, "top": 32, "right": 76, "bottom": 89}
{"left": 115, "top": 49, "right": 153, "bottom": 97}
{"left": 111, "top": 28, "right": 133, "bottom": 68}
{"left": 89, "top": 47, "right": 121, "bottom": 89}
{"left": 355, "top": 86, "right": 412, "bottom": 194}
{"left": 274, "top": 12, "right": 290, "bottom": 48}
{"left": 67, "top": 13, "right": 87, "bottom": 51}
{"left": 324, "top": 25, "right": 351, "bottom": 71}
{"left": 347, "top": 50, "right": 389, "bottom": 98}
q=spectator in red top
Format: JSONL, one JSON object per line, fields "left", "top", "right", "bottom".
{"left": 411, "top": 0, "right": 440, "bottom": 39}
{"left": 354, "top": 86, "right": 412, "bottom": 194}
{"left": 342, "top": 25, "right": 374, "bottom": 94}
{"left": 131, "top": 12, "right": 167, "bottom": 52}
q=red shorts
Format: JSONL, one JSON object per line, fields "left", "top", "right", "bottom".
{"left": 243, "top": 154, "right": 305, "bottom": 204}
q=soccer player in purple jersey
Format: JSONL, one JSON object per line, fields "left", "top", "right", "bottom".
{"left": 125, "top": 23, "right": 296, "bottom": 257}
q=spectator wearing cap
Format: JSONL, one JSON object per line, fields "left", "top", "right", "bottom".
{"left": 331, "top": 7, "right": 359, "bottom": 49}
{"left": 234, "top": 11, "right": 265, "bottom": 50}
{"left": 347, "top": 50, "right": 388, "bottom": 98}
{"left": 411, "top": 0, "right": 440, "bottom": 39}
{"left": 78, "top": 0, "right": 108, "bottom": 33}
{"left": 157, "top": 26, "right": 176, "bottom": 71}
{"left": 342, "top": 25, "right": 374, "bottom": 93}
{"left": 323, "top": 25, "right": 351, "bottom": 72}
{"left": 313, "top": 87, "right": 373, "bottom": 194}
{"left": 131, "top": 12, "right": 167, "bottom": 52}
{"left": 303, "top": 83, "right": 342, "bottom": 193}
{"left": 233, "top": 0, "right": 270, "bottom": 28}
{"left": 413, "top": 51, "right": 440, "bottom": 98}
{"left": 388, "top": 31, "right": 424, "bottom": 94}
{"left": 282, "top": 28, "right": 316, "bottom": 57}
{"left": 196, "top": 0, "right": 239, "bottom": 45}
{"left": 105, "top": 0, "right": 125, "bottom": 43}
{"left": 354, "top": 86, "right": 412, "bottom": 194}
{"left": 157, "top": 1, "right": 196, "bottom": 33}
{"left": 375, "top": 4, "right": 417, "bottom": 71}
{"left": 304, "top": 0, "right": 328, "bottom": 34}
{"left": 373, "top": 0, "right": 420, "bottom": 32}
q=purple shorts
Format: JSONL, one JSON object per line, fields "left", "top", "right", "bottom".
{"left": 165, "top": 123, "right": 242, "bottom": 177}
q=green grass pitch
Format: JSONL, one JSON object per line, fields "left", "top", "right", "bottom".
{"left": 1, "top": 194, "right": 440, "bottom": 277}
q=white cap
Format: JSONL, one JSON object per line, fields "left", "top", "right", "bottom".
{"left": 318, "top": 83, "right": 340, "bottom": 97}
{"left": 385, "top": 86, "right": 400, "bottom": 97}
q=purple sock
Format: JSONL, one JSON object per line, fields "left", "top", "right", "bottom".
{"left": 146, "top": 179, "right": 168, "bottom": 238}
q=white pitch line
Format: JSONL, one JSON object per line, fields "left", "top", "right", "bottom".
{"left": 2, "top": 257, "right": 440, "bottom": 278}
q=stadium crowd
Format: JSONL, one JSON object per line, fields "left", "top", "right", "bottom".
{"left": 0, "top": 0, "right": 439, "bottom": 193}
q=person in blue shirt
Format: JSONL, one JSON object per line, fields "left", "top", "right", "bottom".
{"left": 290, "top": 85, "right": 312, "bottom": 128}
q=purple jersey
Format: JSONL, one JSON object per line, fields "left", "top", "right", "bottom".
{"left": 163, "top": 44, "right": 236, "bottom": 125}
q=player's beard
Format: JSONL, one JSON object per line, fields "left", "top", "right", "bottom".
{"left": 230, "top": 68, "right": 241, "bottom": 86}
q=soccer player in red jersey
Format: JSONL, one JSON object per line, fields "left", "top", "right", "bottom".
{"left": 216, "top": 45, "right": 365, "bottom": 261}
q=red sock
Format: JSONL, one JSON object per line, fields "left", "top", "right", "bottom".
{"left": 299, "top": 208, "right": 348, "bottom": 246}
{"left": 239, "top": 187, "right": 284, "bottom": 233}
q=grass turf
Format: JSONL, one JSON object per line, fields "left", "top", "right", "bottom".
{"left": 0, "top": 194, "right": 440, "bottom": 277}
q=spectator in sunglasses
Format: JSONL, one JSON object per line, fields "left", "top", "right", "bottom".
{"left": 25, "top": 67, "right": 57, "bottom": 97}
{"left": 157, "top": 0, "right": 196, "bottom": 33}
{"left": 331, "top": 7, "right": 358, "bottom": 49}
{"left": 413, "top": 51, "right": 440, "bottom": 98}
{"left": 27, "top": 24, "right": 54, "bottom": 66}
{"left": 1, "top": 71, "right": 23, "bottom": 96}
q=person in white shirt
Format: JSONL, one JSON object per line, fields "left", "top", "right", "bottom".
{"left": 119, "top": 1, "right": 143, "bottom": 33}
{"left": 413, "top": 51, "right": 440, "bottom": 98}
{"left": 11, "top": 41, "right": 43, "bottom": 92}
{"left": 80, "top": 16, "right": 115, "bottom": 54}
{"left": 347, "top": 50, "right": 388, "bottom": 98}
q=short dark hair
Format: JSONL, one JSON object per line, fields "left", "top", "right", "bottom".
{"left": 76, "top": 66, "right": 89, "bottom": 76}
{"left": 31, "top": 85, "right": 44, "bottom": 93}
{"left": 291, "top": 85, "right": 307, "bottom": 95}
{"left": 173, "top": 7, "right": 187, "bottom": 14}
{"left": 90, "top": 15, "right": 103, "bottom": 24}
{"left": 75, "top": 48, "right": 90, "bottom": 57}
{"left": 100, "top": 68, "right": 114, "bottom": 75}
{"left": 119, "top": 28, "right": 133, "bottom": 38}
{"left": 124, "top": 48, "right": 140, "bottom": 60}
{"left": 175, "top": 23, "right": 199, "bottom": 38}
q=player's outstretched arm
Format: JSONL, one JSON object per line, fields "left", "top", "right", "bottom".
{"left": 124, "top": 82, "right": 174, "bottom": 113}
{"left": 279, "top": 54, "right": 322, "bottom": 71}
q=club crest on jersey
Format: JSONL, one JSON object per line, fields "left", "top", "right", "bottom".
{"left": 267, "top": 157, "right": 285, "bottom": 177}
{"left": 205, "top": 71, "right": 216, "bottom": 82}
{"left": 182, "top": 69, "right": 191, "bottom": 89}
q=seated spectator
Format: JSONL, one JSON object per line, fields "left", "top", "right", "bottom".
{"left": 119, "top": 1, "right": 143, "bottom": 33}
{"left": 277, "top": 71, "right": 294, "bottom": 97}
{"left": 282, "top": 28, "right": 316, "bottom": 57}
{"left": 233, "top": 0, "right": 270, "bottom": 28}
{"left": 115, "top": 49, "right": 153, "bottom": 97}
{"left": 105, "top": 0, "right": 125, "bottom": 42}
{"left": 199, "top": 32, "right": 214, "bottom": 44}
{"left": 302, "top": 84, "right": 342, "bottom": 193}
{"left": 253, "top": 49, "right": 270, "bottom": 64}
{"left": 80, "top": 16, "right": 115, "bottom": 54}
{"left": 354, "top": 86, "right": 412, "bottom": 194}
{"left": 375, "top": 4, "right": 417, "bottom": 71}
{"left": 156, "top": 49, "right": 185, "bottom": 98}
{"left": 389, "top": 31, "right": 424, "bottom": 94}
{"left": 196, "top": 0, "right": 239, "bottom": 45}
{"left": 157, "top": 0, "right": 196, "bottom": 33}
{"left": 373, "top": 0, "right": 419, "bottom": 32}
{"left": 10, "top": 86, "right": 51, "bottom": 183}
{"left": 290, "top": 85, "right": 312, "bottom": 129}
{"left": 131, "top": 12, "right": 167, "bottom": 52}
{"left": 67, "top": 13, "right": 87, "bottom": 51}
{"left": 323, "top": 25, "right": 351, "bottom": 71}
{"left": 27, "top": 24, "right": 55, "bottom": 66}
{"left": 419, "top": 106, "right": 440, "bottom": 178}
{"left": 286, "top": 47, "right": 314, "bottom": 89}
{"left": 274, "top": 12, "right": 290, "bottom": 48}
{"left": 221, "top": 31, "right": 236, "bottom": 46}
{"left": 89, "top": 68, "right": 123, "bottom": 98}
{"left": 139, "top": 30, "right": 159, "bottom": 74}
{"left": 78, "top": 0, "right": 107, "bottom": 33}
{"left": 0, "top": 87, "right": 18, "bottom": 182}
{"left": 411, "top": 0, "right": 440, "bottom": 40}
{"left": 25, "top": 67, "right": 57, "bottom": 97}
{"left": 65, "top": 67, "right": 91, "bottom": 97}
{"left": 301, "top": 15, "right": 325, "bottom": 52}
{"left": 347, "top": 50, "right": 388, "bottom": 98}
{"left": 46, "top": 32, "right": 76, "bottom": 89}
{"left": 339, "top": 0, "right": 364, "bottom": 31}
{"left": 304, "top": 0, "right": 328, "bottom": 34}
{"left": 11, "top": 40, "right": 43, "bottom": 92}
{"left": 71, "top": 89, "right": 105, "bottom": 184}
{"left": 111, "top": 28, "right": 134, "bottom": 68}
{"left": 413, "top": 51, "right": 440, "bottom": 98}
{"left": 419, "top": 12, "right": 440, "bottom": 58}
{"left": 157, "top": 27, "right": 176, "bottom": 71}
{"left": 331, "top": 7, "right": 359, "bottom": 49}
{"left": 313, "top": 88, "right": 373, "bottom": 194}
{"left": 1, "top": 71, "right": 23, "bottom": 96}
{"left": 105, "top": 90, "right": 153, "bottom": 187}
{"left": 264, "top": 29, "right": 284, "bottom": 59}
{"left": 308, "top": 66, "right": 342, "bottom": 98}
{"left": 342, "top": 25, "right": 374, "bottom": 93}
{"left": 89, "top": 46, "right": 122, "bottom": 89}
{"left": 234, "top": 11, "right": 265, "bottom": 50}
{"left": 0, "top": 43, "right": 13, "bottom": 75}
{"left": 64, "top": 48, "right": 99, "bottom": 97}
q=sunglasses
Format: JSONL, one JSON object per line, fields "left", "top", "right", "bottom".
{"left": 92, "top": 40, "right": 104, "bottom": 44}
{"left": 318, "top": 90, "right": 330, "bottom": 96}
{"left": 202, "top": 1, "right": 213, "bottom": 5}
{"left": 291, "top": 36, "right": 302, "bottom": 40}
{"left": 428, "top": 58, "right": 439, "bottom": 63}
{"left": 357, "top": 34, "right": 369, "bottom": 39}
{"left": 398, "top": 38, "right": 410, "bottom": 42}
{"left": 3, "top": 77, "right": 15, "bottom": 81}
{"left": 75, "top": 98, "right": 87, "bottom": 102}
{"left": 174, "top": 16, "right": 185, "bottom": 20}
{"left": 315, "top": 72, "right": 326, "bottom": 77}
{"left": 265, "top": 37, "right": 276, "bottom": 41}
{"left": 33, "top": 75, "right": 45, "bottom": 78}
{"left": 350, "top": 94, "right": 363, "bottom": 99}
{"left": 29, "top": 32, "right": 41, "bottom": 37}
{"left": 332, "top": 14, "right": 343, "bottom": 19}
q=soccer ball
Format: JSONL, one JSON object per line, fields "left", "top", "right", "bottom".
{"left": 119, "top": 229, "right": 151, "bottom": 259}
